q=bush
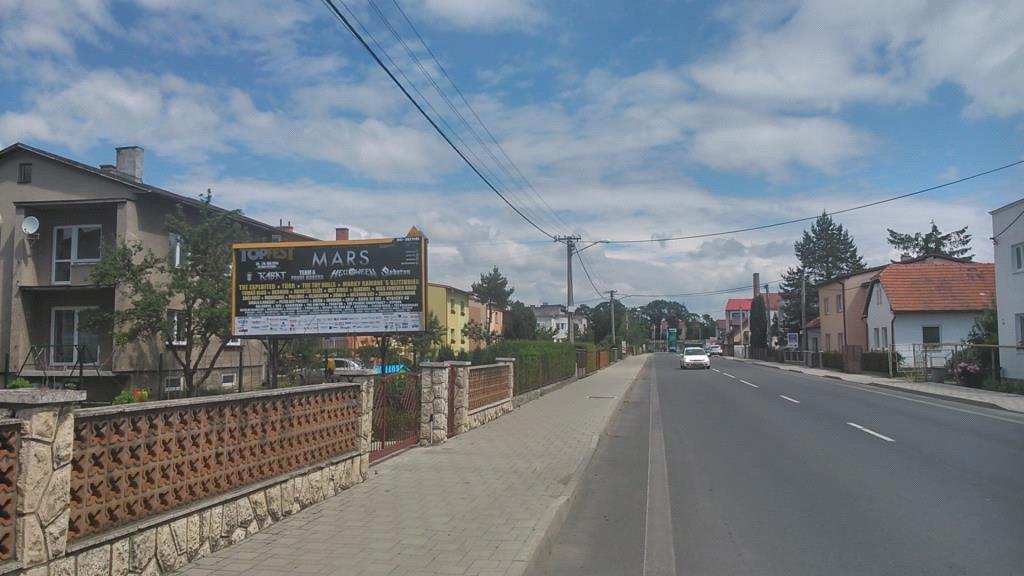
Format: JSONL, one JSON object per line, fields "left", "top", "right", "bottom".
{"left": 861, "top": 351, "right": 902, "bottom": 374}
{"left": 489, "top": 340, "right": 577, "bottom": 395}
{"left": 112, "top": 389, "right": 139, "bottom": 405}
{"left": 952, "top": 362, "right": 984, "bottom": 388}
{"left": 821, "top": 352, "right": 844, "bottom": 370}
{"left": 6, "top": 377, "right": 32, "bottom": 389}
{"left": 980, "top": 378, "right": 1024, "bottom": 395}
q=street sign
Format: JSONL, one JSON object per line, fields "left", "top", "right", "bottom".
{"left": 787, "top": 332, "right": 799, "bottom": 347}
{"left": 231, "top": 236, "right": 426, "bottom": 337}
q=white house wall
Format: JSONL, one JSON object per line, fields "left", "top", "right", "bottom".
{"left": 992, "top": 202, "right": 1024, "bottom": 380}
{"left": 865, "top": 284, "right": 894, "bottom": 351}
{"left": 893, "top": 312, "right": 979, "bottom": 368}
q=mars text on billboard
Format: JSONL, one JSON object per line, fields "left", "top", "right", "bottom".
{"left": 231, "top": 236, "right": 426, "bottom": 336}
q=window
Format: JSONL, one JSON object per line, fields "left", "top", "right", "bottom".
{"left": 51, "top": 307, "right": 100, "bottom": 366}
{"left": 875, "top": 286, "right": 882, "bottom": 305}
{"left": 169, "top": 233, "right": 188, "bottom": 268}
{"left": 838, "top": 332, "right": 845, "bottom": 350}
{"left": 836, "top": 294, "right": 844, "bottom": 313}
{"left": 17, "top": 163, "right": 32, "bottom": 184}
{"left": 52, "top": 225, "right": 102, "bottom": 283}
{"left": 221, "top": 373, "right": 237, "bottom": 388}
{"left": 1014, "top": 243, "right": 1024, "bottom": 273}
{"left": 1016, "top": 313, "right": 1024, "bottom": 348}
{"left": 164, "top": 376, "right": 183, "bottom": 392}
{"left": 873, "top": 328, "right": 880, "bottom": 349}
{"left": 823, "top": 298, "right": 830, "bottom": 315}
{"left": 167, "top": 310, "right": 187, "bottom": 346}
{"left": 881, "top": 327, "right": 889, "bottom": 349}
{"left": 825, "top": 334, "right": 832, "bottom": 350}
{"left": 922, "top": 326, "right": 941, "bottom": 347}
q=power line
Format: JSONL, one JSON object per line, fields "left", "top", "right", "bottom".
{"left": 386, "top": 0, "right": 574, "bottom": 236}
{"left": 583, "top": 159, "right": 1024, "bottom": 245}
{"left": 573, "top": 246, "right": 604, "bottom": 299}
{"left": 366, "top": 0, "right": 560, "bottom": 236}
{"left": 620, "top": 279, "right": 784, "bottom": 299}
{"left": 320, "top": 0, "right": 556, "bottom": 240}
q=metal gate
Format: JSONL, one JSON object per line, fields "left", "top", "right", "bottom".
{"left": 370, "top": 371, "right": 421, "bottom": 463}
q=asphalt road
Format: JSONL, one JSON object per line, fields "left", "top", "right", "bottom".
{"left": 529, "top": 353, "right": 1024, "bottom": 576}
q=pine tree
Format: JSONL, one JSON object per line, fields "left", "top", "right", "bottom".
{"left": 780, "top": 213, "right": 866, "bottom": 332}
{"left": 750, "top": 295, "right": 768, "bottom": 349}
{"left": 886, "top": 221, "right": 973, "bottom": 260}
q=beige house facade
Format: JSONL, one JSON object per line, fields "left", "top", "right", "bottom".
{"left": 0, "top": 143, "right": 308, "bottom": 400}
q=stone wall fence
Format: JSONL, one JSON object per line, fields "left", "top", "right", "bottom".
{"left": 464, "top": 358, "right": 514, "bottom": 431}
{"left": 0, "top": 369, "right": 375, "bottom": 576}
{"left": 417, "top": 359, "right": 516, "bottom": 445}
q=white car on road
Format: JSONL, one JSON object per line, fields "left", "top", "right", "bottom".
{"left": 680, "top": 347, "right": 711, "bottom": 369}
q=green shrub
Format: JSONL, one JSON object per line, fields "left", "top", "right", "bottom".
{"left": 489, "top": 340, "right": 577, "bottom": 395}
{"left": 980, "top": 378, "right": 1024, "bottom": 395}
{"left": 112, "top": 389, "right": 138, "bottom": 405}
{"left": 861, "top": 351, "right": 902, "bottom": 374}
{"left": 6, "top": 377, "right": 32, "bottom": 389}
{"left": 821, "top": 352, "right": 844, "bottom": 370}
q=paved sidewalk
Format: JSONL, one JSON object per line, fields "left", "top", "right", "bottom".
{"left": 175, "top": 355, "right": 649, "bottom": 576}
{"left": 725, "top": 356, "right": 1024, "bottom": 413}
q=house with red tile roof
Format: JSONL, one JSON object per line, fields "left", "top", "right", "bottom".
{"left": 863, "top": 257, "right": 995, "bottom": 367}
{"left": 724, "top": 293, "right": 783, "bottom": 345}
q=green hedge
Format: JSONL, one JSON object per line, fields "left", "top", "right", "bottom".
{"left": 821, "top": 351, "right": 844, "bottom": 370}
{"left": 861, "top": 351, "right": 902, "bottom": 374}
{"left": 469, "top": 341, "right": 577, "bottom": 395}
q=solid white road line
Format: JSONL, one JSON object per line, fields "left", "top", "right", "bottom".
{"left": 847, "top": 422, "right": 895, "bottom": 442}
{"left": 779, "top": 395, "right": 801, "bottom": 404}
{"left": 723, "top": 373, "right": 736, "bottom": 379}
{"left": 712, "top": 368, "right": 721, "bottom": 373}
{"left": 740, "top": 379, "right": 759, "bottom": 388}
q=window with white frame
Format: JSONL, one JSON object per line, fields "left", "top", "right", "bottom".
{"left": 876, "top": 286, "right": 882, "bottom": 305}
{"left": 825, "top": 333, "right": 832, "bottom": 350}
{"left": 823, "top": 298, "right": 830, "bottom": 315}
{"left": 922, "top": 326, "right": 941, "bottom": 347}
{"left": 874, "top": 328, "right": 880, "bottom": 349}
{"left": 51, "top": 307, "right": 100, "bottom": 366}
{"left": 167, "top": 310, "right": 187, "bottom": 346}
{"left": 221, "top": 372, "right": 237, "bottom": 388}
{"left": 169, "top": 233, "right": 188, "bottom": 268}
{"left": 881, "top": 327, "right": 889, "bottom": 348}
{"left": 53, "top": 225, "right": 101, "bottom": 283}
{"left": 164, "top": 376, "right": 183, "bottom": 392}
{"left": 1013, "top": 243, "right": 1024, "bottom": 273}
{"left": 1016, "top": 313, "right": 1024, "bottom": 348}
{"left": 836, "top": 294, "right": 844, "bottom": 313}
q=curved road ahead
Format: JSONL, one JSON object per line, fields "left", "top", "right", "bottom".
{"left": 529, "top": 353, "right": 1024, "bottom": 576}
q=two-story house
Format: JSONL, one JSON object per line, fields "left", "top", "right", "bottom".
{"left": 724, "top": 293, "right": 781, "bottom": 346}
{"left": 991, "top": 197, "right": 1024, "bottom": 380}
{"left": 530, "top": 304, "right": 586, "bottom": 342}
{"left": 816, "top": 265, "right": 886, "bottom": 352}
{"left": 0, "top": 143, "right": 309, "bottom": 400}
{"left": 863, "top": 256, "right": 995, "bottom": 367}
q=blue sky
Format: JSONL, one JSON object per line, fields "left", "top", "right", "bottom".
{"left": 2, "top": 0, "right": 1022, "bottom": 317}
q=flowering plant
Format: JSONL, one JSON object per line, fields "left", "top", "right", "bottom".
{"left": 953, "top": 362, "right": 982, "bottom": 387}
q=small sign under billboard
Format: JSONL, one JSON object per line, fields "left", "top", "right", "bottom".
{"left": 231, "top": 236, "right": 426, "bottom": 337}
{"left": 787, "top": 332, "right": 799, "bottom": 347}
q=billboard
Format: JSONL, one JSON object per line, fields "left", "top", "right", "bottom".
{"left": 231, "top": 236, "right": 426, "bottom": 337}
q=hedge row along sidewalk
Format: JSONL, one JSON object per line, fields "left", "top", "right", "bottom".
{"left": 725, "top": 356, "right": 1024, "bottom": 413}
{"left": 176, "top": 354, "right": 649, "bottom": 576}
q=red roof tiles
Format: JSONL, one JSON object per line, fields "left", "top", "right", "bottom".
{"left": 725, "top": 293, "right": 782, "bottom": 312}
{"left": 877, "top": 262, "right": 995, "bottom": 313}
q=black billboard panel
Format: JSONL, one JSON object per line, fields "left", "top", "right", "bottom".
{"left": 231, "top": 236, "right": 425, "bottom": 336}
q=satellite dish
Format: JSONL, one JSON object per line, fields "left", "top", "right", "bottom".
{"left": 22, "top": 216, "right": 40, "bottom": 235}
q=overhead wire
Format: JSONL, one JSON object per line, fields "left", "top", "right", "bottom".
{"left": 320, "top": 0, "right": 557, "bottom": 239}
{"left": 573, "top": 246, "right": 605, "bottom": 299}
{"left": 992, "top": 207, "right": 1024, "bottom": 241}
{"left": 583, "top": 159, "right": 1024, "bottom": 245}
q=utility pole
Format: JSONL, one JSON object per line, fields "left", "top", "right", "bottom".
{"left": 554, "top": 235, "right": 581, "bottom": 346}
{"left": 800, "top": 272, "right": 807, "bottom": 352}
{"left": 608, "top": 290, "right": 617, "bottom": 349}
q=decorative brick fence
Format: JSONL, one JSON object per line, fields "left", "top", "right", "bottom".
{"left": 419, "top": 358, "right": 514, "bottom": 445}
{"left": 0, "top": 372, "right": 374, "bottom": 576}
{"left": 0, "top": 419, "right": 18, "bottom": 567}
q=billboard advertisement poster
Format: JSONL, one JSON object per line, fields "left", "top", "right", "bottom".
{"left": 231, "top": 236, "right": 426, "bottom": 337}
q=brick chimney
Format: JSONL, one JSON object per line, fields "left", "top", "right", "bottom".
{"left": 900, "top": 253, "right": 913, "bottom": 262}
{"left": 115, "top": 146, "right": 144, "bottom": 182}
{"left": 277, "top": 219, "right": 294, "bottom": 234}
{"left": 753, "top": 273, "right": 760, "bottom": 298}
{"left": 335, "top": 227, "right": 350, "bottom": 241}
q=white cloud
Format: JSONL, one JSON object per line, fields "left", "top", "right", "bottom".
{"left": 417, "top": 0, "right": 546, "bottom": 31}
{"left": 691, "top": 0, "right": 1024, "bottom": 117}
{"left": 0, "top": 0, "right": 117, "bottom": 56}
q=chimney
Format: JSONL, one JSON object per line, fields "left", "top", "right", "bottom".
{"left": 753, "top": 273, "right": 761, "bottom": 298}
{"left": 335, "top": 227, "right": 350, "bottom": 241}
{"left": 115, "top": 146, "right": 144, "bottom": 182}
{"left": 900, "top": 253, "right": 913, "bottom": 262}
{"left": 277, "top": 219, "right": 294, "bottom": 234}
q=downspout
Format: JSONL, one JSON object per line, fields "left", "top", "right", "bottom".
{"left": 840, "top": 279, "right": 848, "bottom": 351}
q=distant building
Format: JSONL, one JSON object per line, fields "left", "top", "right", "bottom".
{"left": 724, "top": 293, "right": 781, "bottom": 345}
{"left": 531, "top": 304, "right": 587, "bottom": 342}
{"left": 991, "top": 197, "right": 1024, "bottom": 380}
{"left": 816, "top": 265, "right": 887, "bottom": 352}
{"left": 427, "top": 283, "right": 472, "bottom": 353}
{"left": 863, "top": 257, "right": 994, "bottom": 367}
{"left": 468, "top": 297, "right": 504, "bottom": 351}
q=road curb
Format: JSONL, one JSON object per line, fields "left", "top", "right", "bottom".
{"left": 516, "top": 356, "right": 651, "bottom": 576}
{"left": 727, "top": 356, "right": 1017, "bottom": 413}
